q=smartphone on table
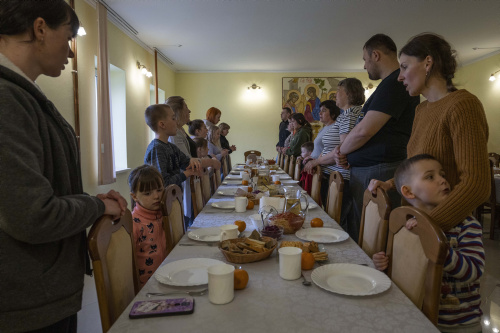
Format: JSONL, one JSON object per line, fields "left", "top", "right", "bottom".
{"left": 129, "top": 296, "right": 195, "bottom": 319}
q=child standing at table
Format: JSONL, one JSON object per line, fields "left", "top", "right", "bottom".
{"left": 373, "top": 154, "right": 484, "bottom": 332}
{"left": 128, "top": 165, "right": 167, "bottom": 287}
{"left": 299, "top": 142, "right": 314, "bottom": 195}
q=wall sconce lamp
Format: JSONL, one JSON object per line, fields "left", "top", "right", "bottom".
{"left": 365, "top": 83, "right": 374, "bottom": 91}
{"left": 137, "top": 61, "right": 152, "bottom": 78}
{"left": 248, "top": 83, "right": 261, "bottom": 90}
{"left": 77, "top": 26, "right": 86, "bottom": 36}
{"left": 489, "top": 70, "right": 500, "bottom": 82}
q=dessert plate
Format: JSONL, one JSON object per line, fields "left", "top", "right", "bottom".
{"left": 217, "top": 187, "right": 239, "bottom": 196}
{"left": 295, "top": 228, "right": 348, "bottom": 243}
{"left": 211, "top": 201, "right": 236, "bottom": 209}
{"left": 222, "top": 180, "right": 243, "bottom": 185}
{"left": 188, "top": 227, "right": 224, "bottom": 242}
{"left": 155, "top": 258, "right": 225, "bottom": 286}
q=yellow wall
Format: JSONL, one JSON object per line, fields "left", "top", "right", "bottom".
{"left": 36, "top": 0, "right": 176, "bottom": 205}
{"left": 455, "top": 53, "right": 500, "bottom": 153}
{"left": 176, "top": 71, "right": 371, "bottom": 163}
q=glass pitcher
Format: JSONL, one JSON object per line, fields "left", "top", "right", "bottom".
{"left": 283, "top": 187, "right": 308, "bottom": 216}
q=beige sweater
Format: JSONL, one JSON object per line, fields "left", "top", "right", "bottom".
{"left": 407, "top": 89, "right": 490, "bottom": 231}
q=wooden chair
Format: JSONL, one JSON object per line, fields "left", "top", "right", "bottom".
{"left": 213, "top": 168, "right": 222, "bottom": 188}
{"left": 288, "top": 155, "right": 296, "bottom": 177}
{"left": 244, "top": 150, "right": 262, "bottom": 160}
{"left": 310, "top": 166, "right": 322, "bottom": 205}
{"left": 475, "top": 160, "right": 500, "bottom": 239}
{"left": 358, "top": 188, "right": 391, "bottom": 258}
{"left": 221, "top": 155, "right": 229, "bottom": 179}
{"left": 161, "top": 184, "right": 186, "bottom": 254}
{"left": 283, "top": 155, "right": 290, "bottom": 175}
{"left": 200, "top": 167, "right": 212, "bottom": 204}
{"left": 294, "top": 157, "right": 303, "bottom": 181}
{"left": 279, "top": 152, "right": 285, "bottom": 169}
{"left": 325, "top": 171, "right": 344, "bottom": 222}
{"left": 226, "top": 154, "right": 232, "bottom": 173}
{"left": 489, "top": 152, "right": 500, "bottom": 167}
{"left": 88, "top": 210, "right": 139, "bottom": 333}
{"left": 190, "top": 176, "right": 204, "bottom": 218}
{"left": 386, "top": 206, "right": 448, "bottom": 325}
{"left": 246, "top": 153, "right": 257, "bottom": 164}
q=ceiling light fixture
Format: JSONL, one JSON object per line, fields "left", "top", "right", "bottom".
{"left": 248, "top": 83, "right": 261, "bottom": 90}
{"left": 472, "top": 47, "right": 500, "bottom": 50}
{"left": 489, "top": 69, "right": 500, "bottom": 82}
{"left": 77, "top": 26, "right": 86, "bottom": 36}
{"left": 137, "top": 61, "right": 152, "bottom": 78}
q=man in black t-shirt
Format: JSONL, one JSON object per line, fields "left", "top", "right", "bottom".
{"left": 333, "top": 34, "right": 420, "bottom": 241}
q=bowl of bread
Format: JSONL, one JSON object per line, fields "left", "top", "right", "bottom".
{"left": 219, "top": 230, "right": 278, "bottom": 264}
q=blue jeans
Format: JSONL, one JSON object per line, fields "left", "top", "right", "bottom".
{"left": 349, "top": 161, "right": 403, "bottom": 243}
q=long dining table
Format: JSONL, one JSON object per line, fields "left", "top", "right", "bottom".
{"left": 109, "top": 166, "right": 439, "bottom": 333}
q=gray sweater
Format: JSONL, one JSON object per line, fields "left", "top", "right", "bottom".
{"left": 0, "top": 63, "right": 105, "bottom": 332}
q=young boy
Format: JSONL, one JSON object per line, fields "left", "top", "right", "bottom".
{"left": 144, "top": 104, "right": 216, "bottom": 187}
{"left": 373, "top": 154, "right": 484, "bottom": 332}
{"left": 299, "top": 142, "right": 314, "bottom": 194}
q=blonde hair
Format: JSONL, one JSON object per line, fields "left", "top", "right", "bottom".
{"left": 207, "top": 125, "right": 221, "bottom": 148}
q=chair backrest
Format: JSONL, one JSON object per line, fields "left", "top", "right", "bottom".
{"left": 161, "top": 184, "right": 186, "bottom": 254}
{"left": 310, "top": 166, "right": 322, "bottom": 205}
{"left": 489, "top": 152, "right": 500, "bottom": 167}
{"left": 190, "top": 176, "right": 204, "bottom": 217}
{"left": 386, "top": 206, "right": 448, "bottom": 325}
{"left": 278, "top": 152, "right": 285, "bottom": 169}
{"left": 283, "top": 155, "right": 290, "bottom": 174}
{"left": 88, "top": 211, "right": 139, "bottom": 333}
{"left": 226, "top": 154, "right": 232, "bottom": 173}
{"left": 358, "top": 188, "right": 391, "bottom": 258}
{"left": 294, "top": 157, "right": 303, "bottom": 181}
{"left": 221, "top": 155, "right": 229, "bottom": 178}
{"left": 213, "top": 168, "right": 222, "bottom": 188}
{"left": 325, "top": 171, "right": 344, "bottom": 222}
{"left": 200, "top": 168, "right": 212, "bottom": 205}
{"left": 246, "top": 153, "right": 257, "bottom": 163}
{"left": 288, "top": 155, "right": 296, "bottom": 177}
{"left": 244, "top": 150, "right": 262, "bottom": 159}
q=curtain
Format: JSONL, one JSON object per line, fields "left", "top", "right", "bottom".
{"left": 97, "top": 1, "right": 115, "bottom": 185}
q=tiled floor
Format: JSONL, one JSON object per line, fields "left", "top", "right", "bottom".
{"left": 77, "top": 216, "right": 500, "bottom": 333}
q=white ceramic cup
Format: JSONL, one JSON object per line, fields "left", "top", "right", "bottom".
{"left": 208, "top": 264, "right": 235, "bottom": 305}
{"left": 271, "top": 175, "right": 280, "bottom": 182}
{"left": 220, "top": 224, "right": 239, "bottom": 241}
{"left": 238, "top": 186, "right": 249, "bottom": 192}
{"left": 234, "top": 196, "right": 248, "bottom": 213}
{"left": 279, "top": 247, "right": 302, "bottom": 280}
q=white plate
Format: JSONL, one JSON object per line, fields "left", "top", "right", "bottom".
{"left": 295, "top": 227, "right": 349, "bottom": 243}
{"left": 188, "top": 227, "right": 223, "bottom": 242}
{"left": 311, "top": 263, "right": 391, "bottom": 296}
{"left": 155, "top": 258, "right": 225, "bottom": 286}
{"left": 280, "top": 180, "right": 299, "bottom": 185}
{"left": 217, "top": 187, "right": 238, "bottom": 196}
{"left": 276, "top": 175, "right": 292, "bottom": 180}
{"left": 275, "top": 170, "right": 287, "bottom": 174}
{"left": 302, "top": 202, "right": 318, "bottom": 210}
{"left": 211, "top": 201, "right": 235, "bottom": 209}
{"left": 222, "top": 180, "right": 243, "bottom": 185}
{"left": 225, "top": 175, "right": 242, "bottom": 180}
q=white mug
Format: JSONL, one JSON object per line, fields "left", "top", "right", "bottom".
{"left": 220, "top": 224, "right": 239, "bottom": 241}
{"left": 234, "top": 196, "right": 248, "bottom": 213}
{"left": 271, "top": 175, "right": 280, "bottom": 182}
{"left": 208, "top": 264, "right": 235, "bottom": 305}
{"left": 279, "top": 247, "right": 302, "bottom": 280}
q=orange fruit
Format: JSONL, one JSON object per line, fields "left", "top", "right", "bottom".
{"left": 301, "top": 252, "right": 315, "bottom": 270}
{"left": 242, "top": 180, "right": 249, "bottom": 185}
{"left": 246, "top": 200, "right": 255, "bottom": 210}
{"left": 311, "top": 218, "right": 324, "bottom": 228}
{"left": 274, "top": 181, "right": 281, "bottom": 185}
{"left": 234, "top": 220, "right": 246, "bottom": 233}
{"left": 248, "top": 186, "right": 253, "bottom": 192}
{"left": 234, "top": 269, "right": 249, "bottom": 290}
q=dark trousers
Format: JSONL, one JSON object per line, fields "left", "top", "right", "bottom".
{"left": 25, "top": 314, "right": 77, "bottom": 333}
{"left": 349, "top": 161, "right": 403, "bottom": 243}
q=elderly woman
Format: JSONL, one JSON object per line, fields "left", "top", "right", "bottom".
{"left": 369, "top": 33, "right": 489, "bottom": 233}
{"left": 304, "top": 78, "right": 365, "bottom": 236}
{"left": 204, "top": 106, "right": 222, "bottom": 128}
{"left": 311, "top": 100, "right": 339, "bottom": 159}
{"left": 207, "top": 125, "right": 229, "bottom": 161}
{"left": 0, "top": 1, "right": 126, "bottom": 331}
{"left": 187, "top": 119, "right": 208, "bottom": 139}
{"left": 219, "top": 122, "right": 236, "bottom": 154}
{"left": 285, "top": 113, "right": 312, "bottom": 157}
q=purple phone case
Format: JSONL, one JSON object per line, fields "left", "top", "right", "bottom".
{"left": 129, "top": 297, "right": 195, "bottom": 319}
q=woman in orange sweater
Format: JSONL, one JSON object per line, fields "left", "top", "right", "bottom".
{"left": 369, "top": 33, "right": 489, "bottom": 231}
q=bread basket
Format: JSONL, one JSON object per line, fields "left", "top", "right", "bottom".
{"left": 218, "top": 237, "right": 277, "bottom": 264}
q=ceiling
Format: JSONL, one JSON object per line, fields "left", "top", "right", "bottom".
{"left": 104, "top": 0, "right": 500, "bottom": 73}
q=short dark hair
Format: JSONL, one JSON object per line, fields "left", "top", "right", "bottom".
{"left": 144, "top": 104, "right": 170, "bottom": 132}
{"left": 394, "top": 154, "right": 438, "bottom": 195}
{"left": 128, "top": 165, "right": 164, "bottom": 194}
{"left": 319, "top": 100, "right": 340, "bottom": 121}
{"left": 0, "top": 0, "right": 79, "bottom": 40}
{"left": 301, "top": 141, "right": 314, "bottom": 153}
{"left": 187, "top": 119, "right": 205, "bottom": 136}
{"left": 290, "top": 112, "right": 309, "bottom": 127}
{"left": 399, "top": 33, "right": 458, "bottom": 92}
{"left": 364, "top": 34, "right": 397, "bottom": 55}
{"left": 282, "top": 107, "right": 292, "bottom": 114}
{"left": 338, "top": 78, "right": 366, "bottom": 106}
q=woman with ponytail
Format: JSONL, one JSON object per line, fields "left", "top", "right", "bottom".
{"left": 369, "top": 33, "right": 489, "bottom": 233}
